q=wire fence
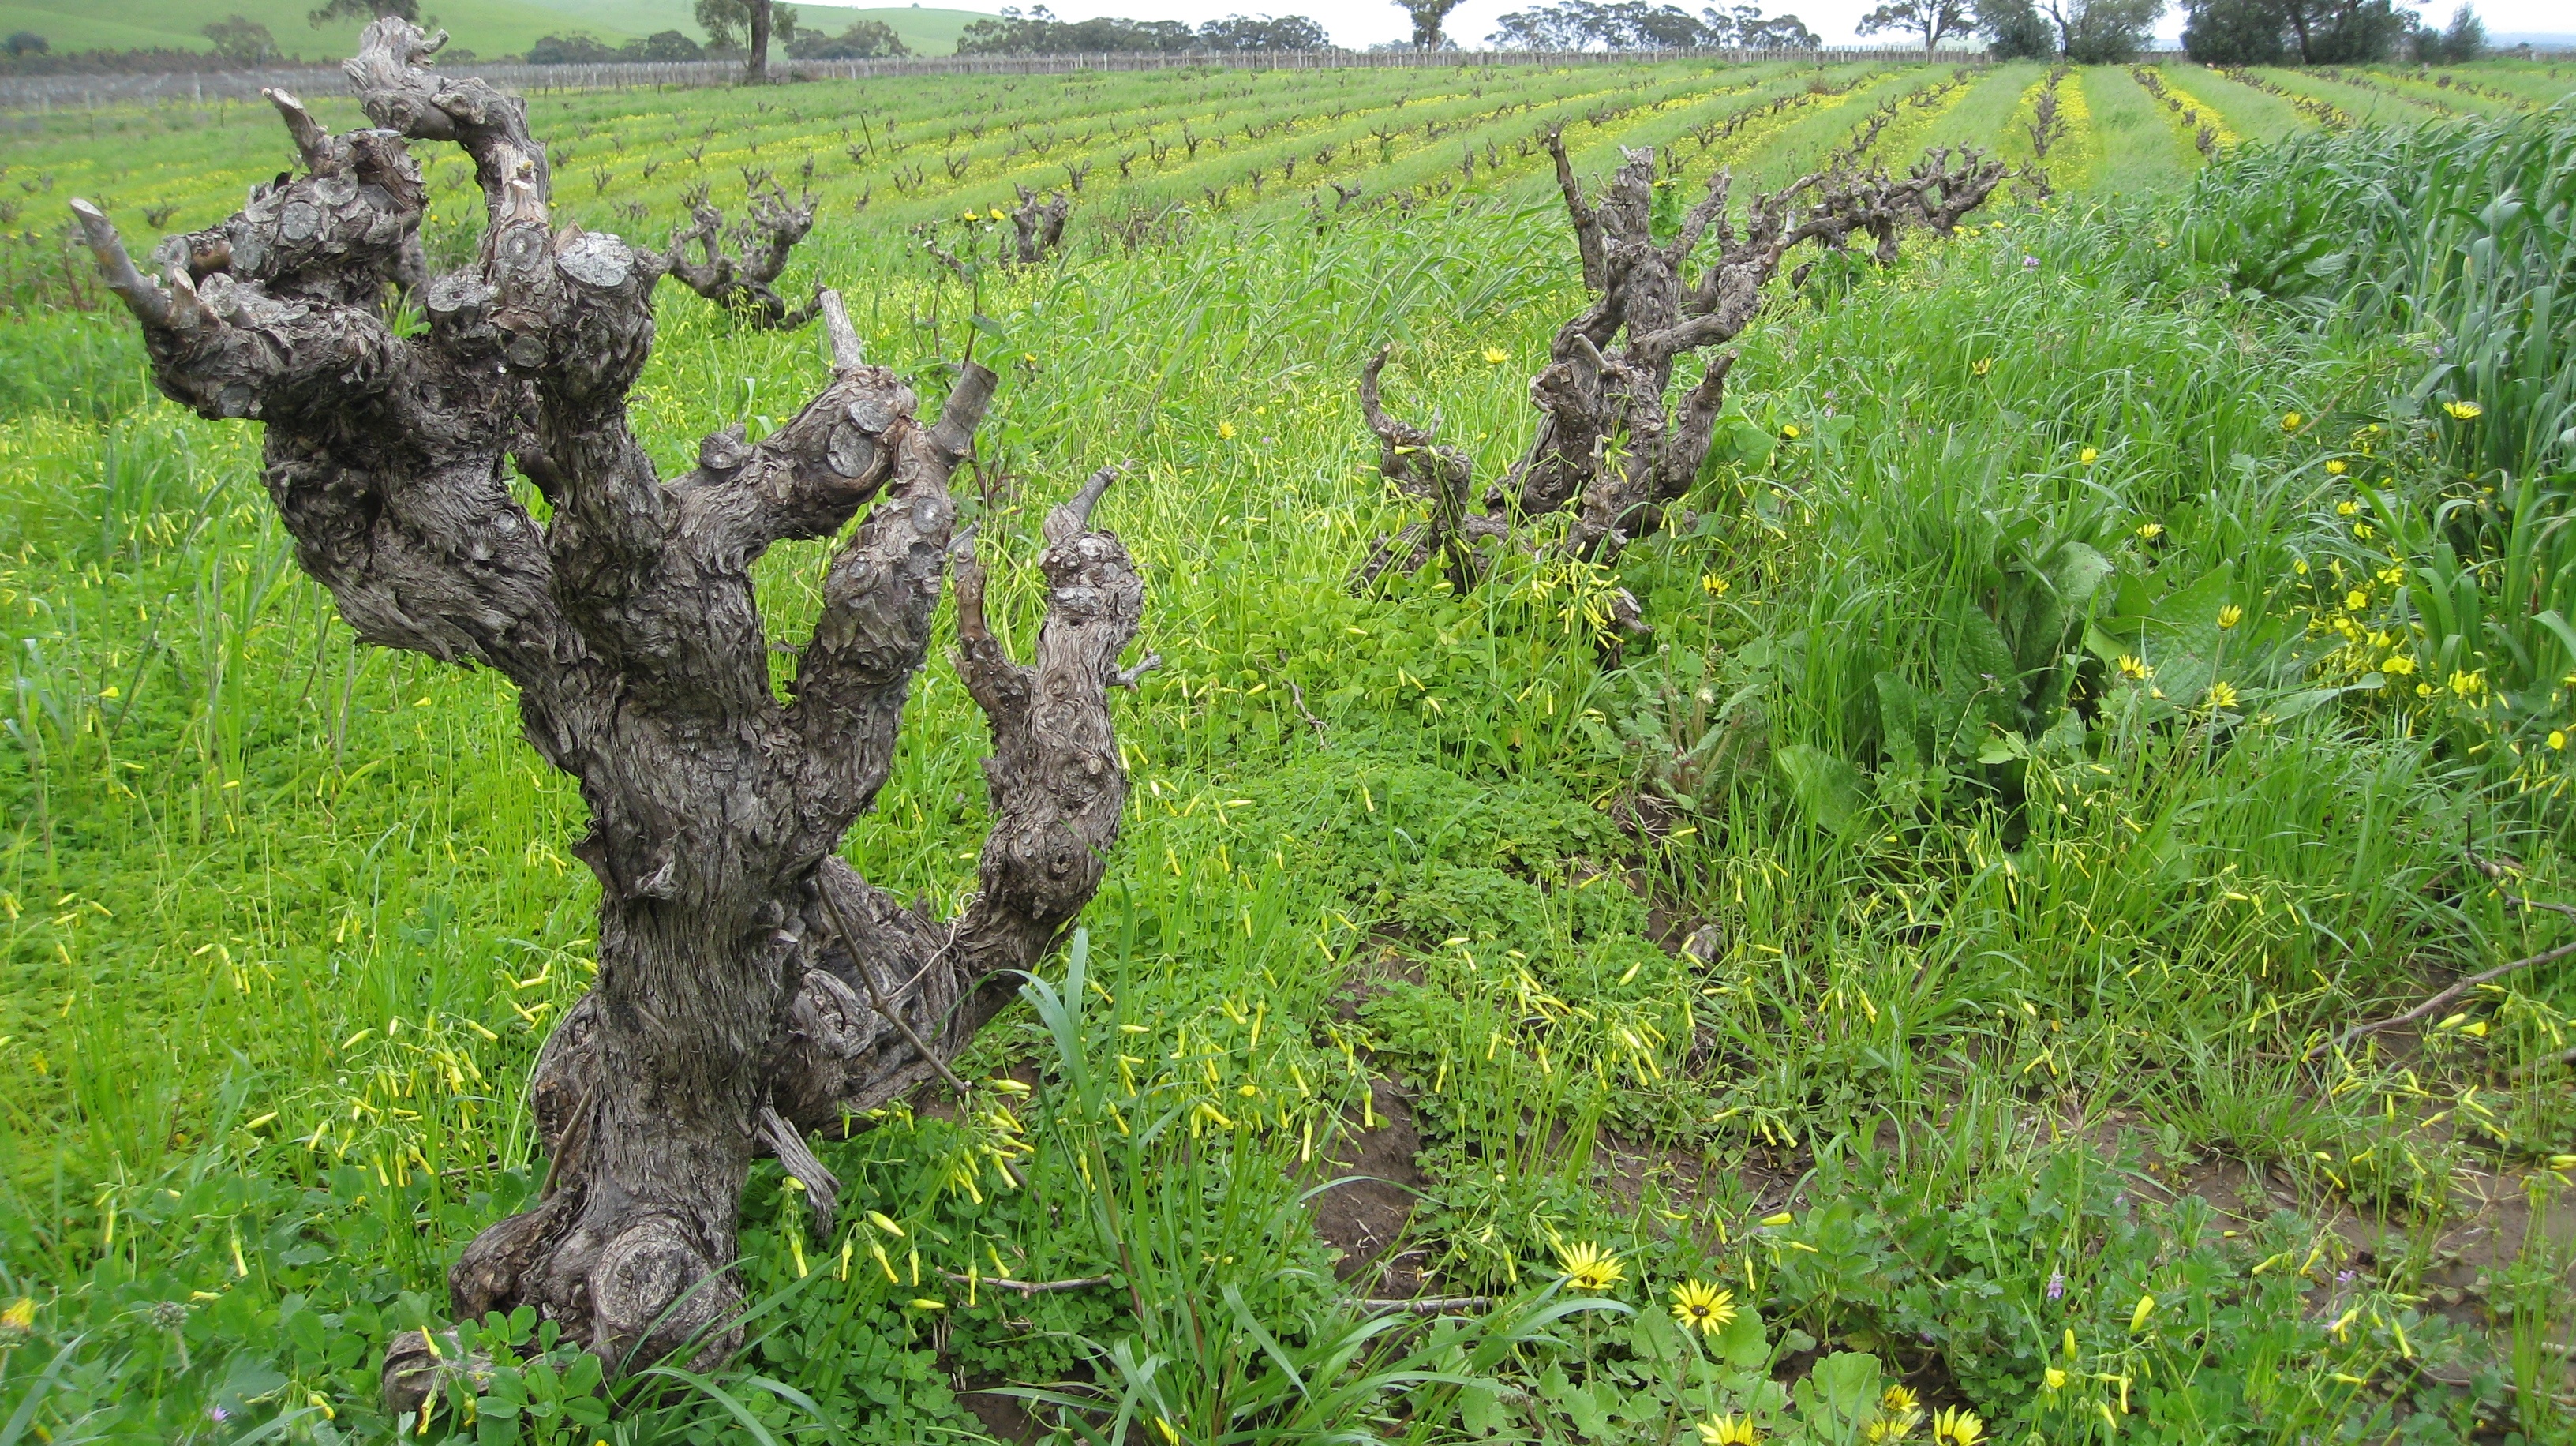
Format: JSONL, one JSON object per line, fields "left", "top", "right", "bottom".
{"left": 0, "top": 45, "right": 2037, "bottom": 111}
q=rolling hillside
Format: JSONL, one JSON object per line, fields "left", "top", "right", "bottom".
{"left": 0, "top": 1, "right": 995, "bottom": 60}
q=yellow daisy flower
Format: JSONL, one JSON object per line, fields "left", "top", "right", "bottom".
{"left": 1698, "top": 1416, "right": 1759, "bottom": 1445}
{"left": 1670, "top": 1281, "right": 1737, "bottom": 1335}
{"left": 2442, "top": 399, "right": 2482, "bottom": 420}
{"left": 1554, "top": 1241, "right": 1623, "bottom": 1292}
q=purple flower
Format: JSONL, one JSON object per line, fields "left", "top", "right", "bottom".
{"left": 2046, "top": 1272, "right": 2066, "bottom": 1301}
{"left": 2023, "top": 255, "right": 2040, "bottom": 269}
{"left": 2336, "top": 1270, "right": 2355, "bottom": 1285}
{"left": 208, "top": 1406, "right": 230, "bottom": 1423}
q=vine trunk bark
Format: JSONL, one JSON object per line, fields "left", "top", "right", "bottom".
{"left": 73, "top": 18, "right": 1151, "bottom": 1410}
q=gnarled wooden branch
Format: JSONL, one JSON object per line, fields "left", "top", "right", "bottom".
{"left": 662, "top": 178, "right": 822, "bottom": 328}
{"left": 73, "top": 16, "right": 1144, "bottom": 1410}
{"left": 1009, "top": 184, "right": 1071, "bottom": 265}
{"left": 1354, "top": 133, "right": 2001, "bottom": 605}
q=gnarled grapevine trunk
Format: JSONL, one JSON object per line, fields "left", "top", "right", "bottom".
{"left": 1354, "top": 131, "right": 2004, "bottom": 596}
{"left": 72, "top": 18, "right": 1148, "bottom": 1406}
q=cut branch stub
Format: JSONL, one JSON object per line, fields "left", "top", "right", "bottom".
{"left": 1354, "top": 133, "right": 2003, "bottom": 612}
{"left": 70, "top": 14, "right": 1144, "bottom": 1411}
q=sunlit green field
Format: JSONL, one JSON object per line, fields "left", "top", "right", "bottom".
{"left": 4, "top": 56, "right": 2576, "bottom": 1445}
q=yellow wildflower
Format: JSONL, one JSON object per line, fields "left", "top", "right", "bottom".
{"left": 1781, "top": 423, "right": 1802, "bottom": 440}
{"left": 1218, "top": 421, "right": 1237, "bottom": 440}
{"left": 1933, "top": 1407, "right": 1985, "bottom": 1445}
{"left": 2345, "top": 590, "right": 2368, "bottom": 612}
{"left": 2550, "top": 730, "right": 2567, "bottom": 750}
{"left": 2282, "top": 411, "right": 2303, "bottom": 431}
{"left": 2335, "top": 500, "right": 2358, "bottom": 516}
{"left": 2043, "top": 1366, "right": 2069, "bottom": 1392}
{"left": 1482, "top": 347, "right": 1511, "bottom": 364}
{"left": 2353, "top": 523, "right": 2375, "bottom": 540}
{"left": 1555, "top": 1241, "right": 1624, "bottom": 1291}
{"left": 1972, "top": 357, "right": 1994, "bottom": 376}
{"left": 2325, "top": 459, "right": 2347, "bottom": 475}
{"left": 2217, "top": 605, "right": 2243, "bottom": 629}
{"left": 2129, "top": 1294, "right": 2155, "bottom": 1332}
{"left": 2418, "top": 682, "right": 2435, "bottom": 697}
{"left": 2449, "top": 669, "right": 2484, "bottom": 698}
{"left": 2080, "top": 447, "right": 2098, "bottom": 463}
{"left": 1881, "top": 1386, "right": 1920, "bottom": 1416}
{"left": 2136, "top": 522, "right": 2164, "bottom": 541}
{"left": 2383, "top": 654, "right": 2415, "bottom": 676}
{"left": 1865, "top": 1415, "right": 1918, "bottom": 1444}
{"left": 2293, "top": 558, "right": 2309, "bottom": 575}
{"left": 989, "top": 206, "right": 1005, "bottom": 221}
{"left": 1702, "top": 574, "right": 1732, "bottom": 598}
{"left": 1699, "top": 1416, "right": 1760, "bottom": 1445}
{"left": 2206, "top": 680, "right": 2238, "bottom": 710}
{"left": 0, "top": 1298, "right": 31, "bottom": 1340}
{"left": 2442, "top": 399, "right": 2482, "bottom": 420}
{"left": 2116, "top": 655, "right": 2151, "bottom": 681}
{"left": 1672, "top": 1281, "right": 1738, "bottom": 1335}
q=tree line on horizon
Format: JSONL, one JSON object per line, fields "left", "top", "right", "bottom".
{"left": 0, "top": 0, "right": 2510, "bottom": 76}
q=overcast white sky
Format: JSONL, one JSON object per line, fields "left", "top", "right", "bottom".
{"left": 818, "top": 0, "right": 2573, "bottom": 49}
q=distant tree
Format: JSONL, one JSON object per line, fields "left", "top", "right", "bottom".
{"left": 1196, "top": 13, "right": 1331, "bottom": 49}
{"left": 956, "top": 6, "right": 1196, "bottom": 53}
{"left": 2276, "top": 0, "right": 2410, "bottom": 61}
{"left": 1725, "top": 6, "right": 1822, "bottom": 46}
{"left": 631, "top": 28, "right": 709, "bottom": 59}
{"left": 1491, "top": 2, "right": 1714, "bottom": 48}
{"left": 201, "top": 13, "right": 282, "bottom": 63}
{"left": 308, "top": 0, "right": 419, "bottom": 27}
{"left": 1977, "top": 0, "right": 2060, "bottom": 55}
{"left": 530, "top": 28, "right": 713, "bottom": 62}
{"left": 526, "top": 31, "right": 623, "bottom": 62}
{"left": 2179, "top": 0, "right": 2285, "bottom": 60}
{"left": 1, "top": 31, "right": 46, "bottom": 56}
{"left": 1625, "top": 4, "right": 1717, "bottom": 46}
{"left": 1491, "top": 5, "right": 1584, "bottom": 46}
{"left": 2042, "top": 0, "right": 2161, "bottom": 61}
{"left": 788, "top": 17, "right": 910, "bottom": 56}
{"left": 1856, "top": 0, "right": 1972, "bottom": 48}
{"left": 696, "top": 0, "right": 799, "bottom": 77}
{"left": 2418, "top": 2, "right": 2484, "bottom": 59}
{"left": 1396, "top": 0, "right": 1465, "bottom": 46}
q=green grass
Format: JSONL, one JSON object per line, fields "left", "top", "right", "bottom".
{"left": 0, "top": 1, "right": 994, "bottom": 61}
{"left": 2079, "top": 64, "right": 2200, "bottom": 191}
{"left": 2, "top": 56, "right": 2576, "bottom": 1446}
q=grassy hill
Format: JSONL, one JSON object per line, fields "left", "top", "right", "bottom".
{"left": 0, "top": 0, "right": 994, "bottom": 60}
